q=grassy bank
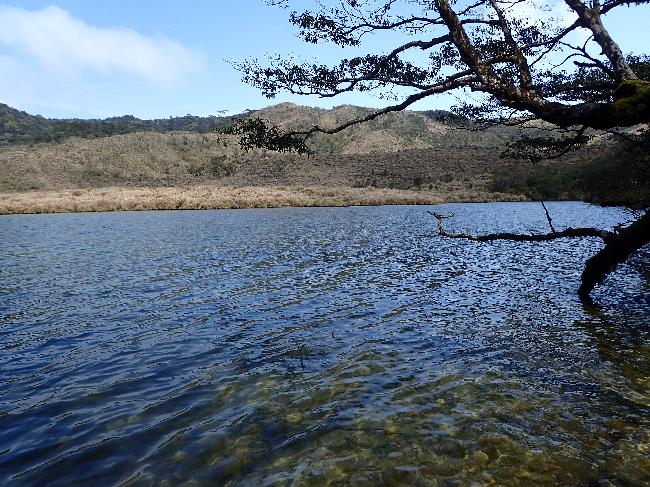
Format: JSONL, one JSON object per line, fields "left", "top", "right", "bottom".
{"left": 0, "top": 185, "right": 525, "bottom": 215}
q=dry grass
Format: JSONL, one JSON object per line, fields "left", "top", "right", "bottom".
{"left": 0, "top": 131, "right": 518, "bottom": 192}
{"left": 0, "top": 185, "right": 526, "bottom": 215}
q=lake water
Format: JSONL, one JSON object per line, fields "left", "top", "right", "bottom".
{"left": 0, "top": 202, "right": 648, "bottom": 486}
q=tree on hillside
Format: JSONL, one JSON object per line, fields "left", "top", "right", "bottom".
{"left": 225, "top": 0, "right": 650, "bottom": 300}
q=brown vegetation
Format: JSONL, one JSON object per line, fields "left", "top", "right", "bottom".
{"left": 0, "top": 129, "right": 574, "bottom": 191}
{"left": 0, "top": 103, "right": 596, "bottom": 215}
{"left": 0, "top": 185, "right": 524, "bottom": 215}
{"left": 0, "top": 109, "right": 523, "bottom": 193}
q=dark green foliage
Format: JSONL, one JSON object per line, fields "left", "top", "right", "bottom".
{"left": 0, "top": 103, "right": 242, "bottom": 147}
{"left": 580, "top": 131, "right": 650, "bottom": 208}
{"left": 208, "top": 155, "right": 236, "bottom": 178}
{"left": 186, "top": 162, "right": 205, "bottom": 177}
{"left": 490, "top": 134, "right": 650, "bottom": 207}
{"left": 489, "top": 162, "right": 580, "bottom": 200}
{"left": 217, "top": 118, "right": 312, "bottom": 154}
{"left": 501, "top": 129, "right": 592, "bottom": 163}
{"left": 209, "top": 155, "right": 226, "bottom": 177}
{"left": 440, "top": 173, "right": 454, "bottom": 183}
{"left": 537, "top": 55, "right": 650, "bottom": 104}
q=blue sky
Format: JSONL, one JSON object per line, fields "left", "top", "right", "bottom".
{"left": 0, "top": 1, "right": 648, "bottom": 119}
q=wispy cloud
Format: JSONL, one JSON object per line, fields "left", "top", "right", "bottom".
{"left": 0, "top": 5, "right": 202, "bottom": 85}
{"left": 508, "top": 0, "right": 591, "bottom": 43}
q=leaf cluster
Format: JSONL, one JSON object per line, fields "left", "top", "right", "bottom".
{"left": 217, "top": 118, "right": 312, "bottom": 154}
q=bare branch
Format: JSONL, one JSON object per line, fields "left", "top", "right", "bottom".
{"left": 600, "top": 0, "right": 650, "bottom": 15}
{"left": 563, "top": 0, "right": 638, "bottom": 81}
{"left": 429, "top": 212, "right": 613, "bottom": 242}
{"left": 290, "top": 75, "right": 478, "bottom": 137}
{"left": 540, "top": 201, "right": 557, "bottom": 233}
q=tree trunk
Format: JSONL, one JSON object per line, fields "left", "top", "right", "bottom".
{"left": 579, "top": 211, "right": 650, "bottom": 300}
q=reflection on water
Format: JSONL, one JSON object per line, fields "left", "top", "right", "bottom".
{"left": 0, "top": 202, "right": 648, "bottom": 486}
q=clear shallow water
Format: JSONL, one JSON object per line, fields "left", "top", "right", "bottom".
{"left": 0, "top": 202, "right": 648, "bottom": 486}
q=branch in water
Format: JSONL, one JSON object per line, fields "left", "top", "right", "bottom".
{"left": 430, "top": 209, "right": 649, "bottom": 300}
{"left": 429, "top": 212, "right": 613, "bottom": 243}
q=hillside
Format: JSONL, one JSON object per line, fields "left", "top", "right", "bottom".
{"left": 251, "top": 103, "right": 515, "bottom": 153}
{"left": 0, "top": 131, "right": 525, "bottom": 192}
{"left": 0, "top": 101, "right": 533, "bottom": 192}
{"left": 1, "top": 101, "right": 623, "bottom": 208}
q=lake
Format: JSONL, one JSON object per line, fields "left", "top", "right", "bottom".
{"left": 0, "top": 202, "right": 648, "bottom": 486}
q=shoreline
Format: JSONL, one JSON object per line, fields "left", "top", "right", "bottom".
{"left": 0, "top": 185, "right": 527, "bottom": 215}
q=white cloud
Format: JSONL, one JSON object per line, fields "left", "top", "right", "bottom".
{"left": 0, "top": 5, "right": 202, "bottom": 85}
{"left": 508, "top": 0, "right": 591, "bottom": 42}
{"left": 508, "top": 0, "right": 570, "bottom": 23}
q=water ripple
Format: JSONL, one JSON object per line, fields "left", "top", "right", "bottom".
{"left": 0, "top": 202, "right": 648, "bottom": 486}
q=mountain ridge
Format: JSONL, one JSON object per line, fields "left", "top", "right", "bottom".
{"left": 0, "top": 101, "right": 513, "bottom": 151}
{"left": 0, "top": 102, "right": 242, "bottom": 146}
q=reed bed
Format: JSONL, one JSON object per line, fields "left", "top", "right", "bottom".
{"left": 0, "top": 185, "right": 525, "bottom": 215}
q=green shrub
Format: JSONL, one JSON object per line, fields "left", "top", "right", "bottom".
{"left": 489, "top": 139, "right": 649, "bottom": 207}
{"left": 209, "top": 155, "right": 235, "bottom": 178}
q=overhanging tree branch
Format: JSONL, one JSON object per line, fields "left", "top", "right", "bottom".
{"left": 431, "top": 209, "right": 650, "bottom": 300}
{"left": 220, "top": 73, "right": 477, "bottom": 152}
{"left": 564, "top": 0, "right": 638, "bottom": 82}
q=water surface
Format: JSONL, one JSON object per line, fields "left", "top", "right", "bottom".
{"left": 1, "top": 202, "right": 648, "bottom": 485}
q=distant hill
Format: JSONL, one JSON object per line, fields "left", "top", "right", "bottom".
{"left": 0, "top": 103, "right": 242, "bottom": 146}
{"left": 0, "top": 101, "right": 518, "bottom": 151}
{"left": 250, "top": 103, "right": 516, "bottom": 153}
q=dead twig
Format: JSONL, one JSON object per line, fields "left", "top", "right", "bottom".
{"left": 540, "top": 201, "right": 556, "bottom": 234}
{"left": 298, "top": 343, "right": 306, "bottom": 369}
